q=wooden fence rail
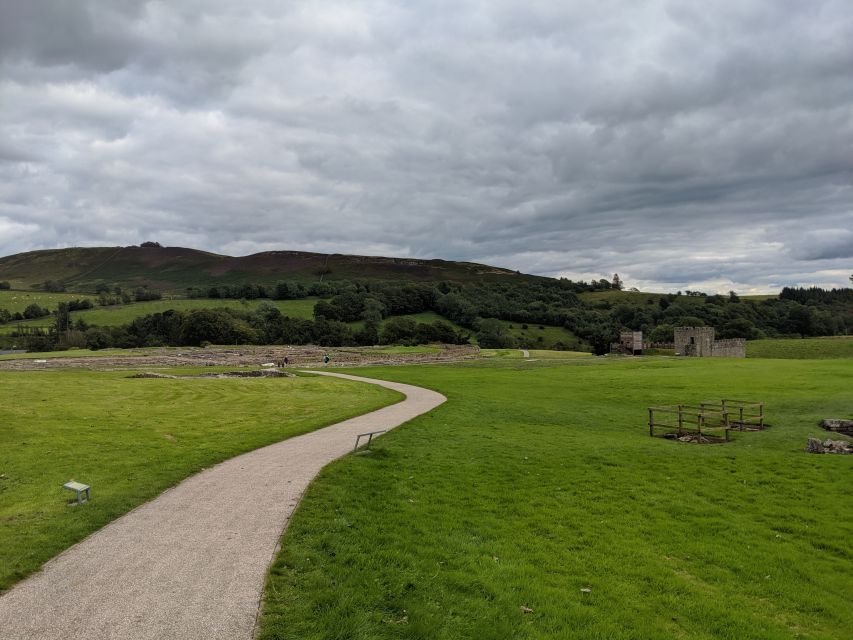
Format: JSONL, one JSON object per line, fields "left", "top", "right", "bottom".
{"left": 648, "top": 399, "right": 764, "bottom": 442}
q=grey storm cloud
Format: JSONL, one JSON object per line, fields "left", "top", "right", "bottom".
{"left": 1, "top": 0, "right": 851, "bottom": 293}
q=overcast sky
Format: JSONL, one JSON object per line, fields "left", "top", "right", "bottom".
{"left": 1, "top": 1, "right": 851, "bottom": 293}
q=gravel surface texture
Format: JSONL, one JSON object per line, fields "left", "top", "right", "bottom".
{"left": 0, "top": 371, "right": 446, "bottom": 640}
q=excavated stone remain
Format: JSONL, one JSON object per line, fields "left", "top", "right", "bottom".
{"left": 820, "top": 418, "right": 853, "bottom": 436}
{"left": 806, "top": 437, "right": 853, "bottom": 454}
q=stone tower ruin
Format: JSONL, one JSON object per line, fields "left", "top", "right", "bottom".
{"left": 674, "top": 326, "right": 745, "bottom": 358}
{"left": 674, "top": 327, "right": 715, "bottom": 356}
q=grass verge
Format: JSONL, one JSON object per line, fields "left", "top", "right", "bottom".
{"left": 747, "top": 337, "right": 853, "bottom": 359}
{"left": 260, "top": 357, "right": 852, "bottom": 639}
{"left": 0, "top": 369, "right": 401, "bottom": 592}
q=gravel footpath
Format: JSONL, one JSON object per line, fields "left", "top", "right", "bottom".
{"left": 0, "top": 371, "right": 445, "bottom": 640}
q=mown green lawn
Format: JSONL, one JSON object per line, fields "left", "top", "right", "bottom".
{"left": 0, "top": 370, "right": 401, "bottom": 592}
{"left": 747, "top": 337, "right": 853, "bottom": 359}
{"left": 260, "top": 357, "right": 853, "bottom": 639}
{"left": 481, "top": 349, "right": 592, "bottom": 360}
{"left": 527, "top": 349, "right": 594, "bottom": 359}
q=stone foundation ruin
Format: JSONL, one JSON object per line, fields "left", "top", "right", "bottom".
{"left": 820, "top": 418, "right": 853, "bottom": 437}
{"left": 806, "top": 438, "right": 853, "bottom": 454}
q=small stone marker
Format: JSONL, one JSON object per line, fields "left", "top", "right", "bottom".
{"left": 63, "top": 480, "right": 91, "bottom": 505}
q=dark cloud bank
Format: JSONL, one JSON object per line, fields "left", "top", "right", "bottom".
{"left": 0, "top": 0, "right": 850, "bottom": 293}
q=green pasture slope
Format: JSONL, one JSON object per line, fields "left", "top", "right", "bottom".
{"left": 0, "top": 370, "right": 401, "bottom": 592}
{"left": 501, "top": 320, "right": 586, "bottom": 350}
{"left": 579, "top": 290, "right": 776, "bottom": 305}
{"left": 72, "top": 297, "right": 319, "bottom": 325}
{"left": 0, "top": 290, "right": 84, "bottom": 314}
{"left": 260, "top": 357, "right": 853, "bottom": 639}
{"left": 0, "top": 298, "right": 321, "bottom": 336}
{"left": 748, "top": 337, "right": 853, "bottom": 359}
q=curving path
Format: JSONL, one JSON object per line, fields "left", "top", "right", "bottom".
{"left": 0, "top": 371, "right": 445, "bottom": 640}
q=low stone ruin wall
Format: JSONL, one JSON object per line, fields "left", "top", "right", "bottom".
{"left": 711, "top": 339, "right": 746, "bottom": 358}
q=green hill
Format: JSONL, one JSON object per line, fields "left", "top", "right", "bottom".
{"left": 0, "top": 246, "right": 541, "bottom": 293}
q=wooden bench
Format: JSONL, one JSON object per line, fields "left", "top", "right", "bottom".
{"left": 63, "top": 481, "right": 90, "bottom": 505}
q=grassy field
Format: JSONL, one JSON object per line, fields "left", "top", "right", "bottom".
{"left": 481, "top": 349, "right": 593, "bottom": 360}
{"left": 0, "top": 370, "right": 400, "bottom": 592}
{"left": 0, "top": 297, "right": 322, "bottom": 336}
{"left": 72, "top": 297, "right": 319, "bottom": 324}
{"left": 362, "top": 345, "right": 445, "bottom": 355}
{"left": 260, "top": 357, "right": 853, "bottom": 639}
{"left": 527, "top": 349, "right": 594, "bottom": 359}
{"left": 579, "top": 290, "right": 670, "bottom": 305}
{"left": 578, "top": 291, "right": 778, "bottom": 305}
{"left": 501, "top": 321, "right": 586, "bottom": 350}
{"left": 747, "top": 337, "right": 853, "bottom": 359}
{"left": 0, "top": 290, "right": 86, "bottom": 314}
{"left": 344, "top": 311, "right": 467, "bottom": 335}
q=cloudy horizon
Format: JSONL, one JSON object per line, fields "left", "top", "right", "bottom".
{"left": 1, "top": 0, "right": 851, "bottom": 294}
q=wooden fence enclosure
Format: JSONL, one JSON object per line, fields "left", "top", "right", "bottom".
{"left": 648, "top": 399, "right": 764, "bottom": 443}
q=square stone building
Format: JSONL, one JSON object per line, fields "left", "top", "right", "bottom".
{"left": 674, "top": 327, "right": 745, "bottom": 358}
{"left": 611, "top": 330, "right": 643, "bottom": 355}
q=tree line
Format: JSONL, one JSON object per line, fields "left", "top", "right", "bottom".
{"left": 3, "top": 279, "right": 850, "bottom": 354}
{"left": 15, "top": 303, "right": 470, "bottom": 352}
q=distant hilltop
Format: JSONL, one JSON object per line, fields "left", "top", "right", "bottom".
{"left": 0, "top": 245, "right": 545, "bottom": 293}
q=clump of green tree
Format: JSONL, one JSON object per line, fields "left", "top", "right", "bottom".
{"left": 133, "top": 288, "right": 162, "bottom": 302}
{"left": 16, "top": 303, "right": 470, "bottom": 352}
{"left": 6, "top": 275, "right": 850, "bottom": 353}
{"left": 39, "top": 280, "right": 66, "bottom": 292}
